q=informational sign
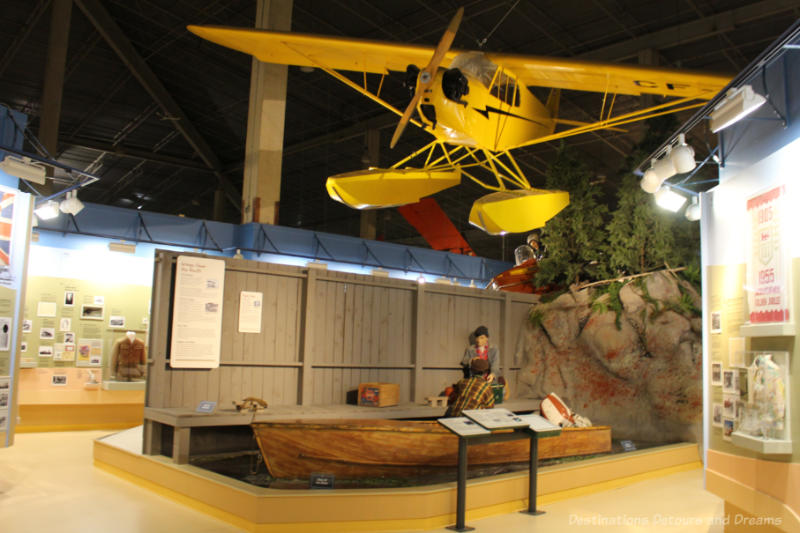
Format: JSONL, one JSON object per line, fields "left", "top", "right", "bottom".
{"left": 195, "top": 400, "right": 217, "bottom": 413}
{"left": 438, "top": 416, "right": 491, "bottom": 436}
{"left": 463, "top": 408, "right": 530, "bottom": 430}
{"left": 515, "top": 413, "right": 562, "bottom": 437}
{"left": 238, "top": 291, "right": 263, "bottom": 333}
{"left": 745, "top": 185, "right": 791, "bottom": 324}
{"left": 170, "top": 256, "right": 225, "bottom": 368}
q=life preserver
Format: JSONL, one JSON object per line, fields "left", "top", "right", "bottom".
{"left": 540, "top": 392, "right": 575, "bottom": 427}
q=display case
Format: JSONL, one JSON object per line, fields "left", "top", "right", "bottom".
{"left": 731, "top": 350, "right": 792, "bottom": 454}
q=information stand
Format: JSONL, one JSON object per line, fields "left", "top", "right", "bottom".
{"left": 438, "top": 409, "right": 561, "bottom": 531}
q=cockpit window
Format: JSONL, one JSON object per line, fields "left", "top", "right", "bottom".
{"left": 448, "top": 52, "right": 520, "bottom": 107}
{"left": 490, "top": 77, "right": 520, "bottom": 107}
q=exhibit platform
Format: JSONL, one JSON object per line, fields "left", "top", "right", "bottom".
{"left": 94, "top": 426, "right": 702, "bottom": 533}
{"left": 16, "top": 368, "right": 144, "bottom": 432}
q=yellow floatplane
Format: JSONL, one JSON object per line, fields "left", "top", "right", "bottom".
{"left": 188, "top": 7, "right": 729, "bottom": 234}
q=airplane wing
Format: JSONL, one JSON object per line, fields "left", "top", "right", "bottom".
{"left": 187, "top": 26, "right": 730, "bottom": 99}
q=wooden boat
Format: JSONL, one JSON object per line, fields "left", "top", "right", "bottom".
{"left": 252, "top": 419, "right": 611, "bottom": 479}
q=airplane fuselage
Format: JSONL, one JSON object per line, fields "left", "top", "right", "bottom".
{"left": 416, "top": 57, "right": 557, "bottom": 152}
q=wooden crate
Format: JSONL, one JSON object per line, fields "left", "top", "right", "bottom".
{"left": 357, "top": 383, "right": 399, "bottom": 407}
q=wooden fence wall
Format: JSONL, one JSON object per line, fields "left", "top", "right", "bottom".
{"left": 145, "top": 250, "right": 538, "bottom": 409}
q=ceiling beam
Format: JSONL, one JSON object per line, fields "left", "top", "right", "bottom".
{"left": 73, "top": 0, "right": 241, "bottom": 210}
{"left": 69, "top": 137, "right": 211, "bottom": 171}
{"left": 580, "top": 0, "right": 799, "bottom": 62}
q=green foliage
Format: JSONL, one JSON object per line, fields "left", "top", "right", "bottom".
{"left": 529, "top": 308, "right": 544, "bottom": 328}
{"left": 535, "top": 144, "right": 610, "bottom": 286}
{"left": 680, "top": 262, "right": 701, "bottom": 286}
{"left": 589, "top": 281, "right": 624, "bottom": 329}
{"left": 527, "top": 117, "right": 701, "bottom": 290}
{"left": 605, "top": 173, "right": 700, "bottom": 275}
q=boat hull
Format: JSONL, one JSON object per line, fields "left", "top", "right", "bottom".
{"left": 252, "top": 419, "right": 611, "bottom": 479}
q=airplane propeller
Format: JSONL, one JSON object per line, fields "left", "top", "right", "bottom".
{"left": 389, "top": 6, "right": 464, "bottom": 149}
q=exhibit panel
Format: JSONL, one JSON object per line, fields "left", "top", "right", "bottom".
{"left": 702, "top": 42, "right": 800, "bottom": 529}
{"left": 0, "top": 187, "right": 34, "bottom": 447}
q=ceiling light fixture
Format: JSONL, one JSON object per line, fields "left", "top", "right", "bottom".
{"left": 0, "top": 155, "right": 47, "bottom": 184}
{"left": 108, "top": 241, "right": 136, "bottom": 254}
{"left": 685, "top": 196, "right": 701, "bottom": 221}
{"left": 639, "top": 134, "right": 696, "bottom": 193}
{"left": 709, "top": 85, "right": 766, "bottom": 133}
{"left": 33, "top": 200, "right": 60, "bottom": 220}
{"left": 59, "top": 190, "right": 84, "bottom": 216}
{"left": 654, "top": 187, "right": 687, "bottom": 212}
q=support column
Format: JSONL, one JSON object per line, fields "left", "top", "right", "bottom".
{"left": 213, "top": 188, "right": 225, "bottom": 221}
{"left": 241, "top": 0, "right": 293, "bottom": 225}
{"left": 359, "top": 128, "right": 380, "bottom": 239}
{"left": 39, "top": 0, "right": 73, "bottom": 194}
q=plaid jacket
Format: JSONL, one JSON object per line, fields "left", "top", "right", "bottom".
{"left": 446, "top": 376, "right": 495, "bottom": 417}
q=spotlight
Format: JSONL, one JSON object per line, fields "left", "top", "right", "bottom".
{"left": 59, "top": 190, "right": 84, "bottom": 216}
{"left": 709, "top": 85, "right": 766, "bottom": 133}
{"left": 685, "top": 197, "right": 701, "bottom": 221}
{"left": 670, "top": 134, "right": 696, "bottom": 174}
{"left": 640, "top": 163, "right": 661, "bottom": 193}
{"left": 33, "top": 200, "right": 60, "bottom": 220}
{"left": 654, "top": 187, "right": 687, "bottom": 212}
{"left": 0, "top": 155, "right": 47, "bottom": 184}
{"left": 652, "top": 148, "right": 676, "bottom": 182}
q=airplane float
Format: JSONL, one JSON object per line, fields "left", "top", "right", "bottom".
{"left": 188, "top": 7, "right": 729, "bottom": 235}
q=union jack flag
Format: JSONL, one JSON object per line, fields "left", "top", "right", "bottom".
{"left": 0, "top": 192, "right": 15, "bottom": 266}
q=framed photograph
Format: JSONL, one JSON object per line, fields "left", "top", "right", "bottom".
{"left": 39, "top": 327, "right": 55, "bottom": 340}
{"left": 722, "top": 369, "right": 739, "bottom": 394}
{"left": 0, "top": 391, "right": 8, "bottom": 408}
{"left": 712, "top": 403, "right": 723, "bottom": 427}
{"left": 711, "top": 361, "right": 722, "bottom": 386}
{"left": 710, "top": 310, "right": 722, "bottom": 334}
{"left": 80, "top": 305, "right": 104, "bottom": 320}
{"left": 38, "top": 345, "right": 53, "bottom": 357}
{"left": 51, "top": 374, "right": 68, "bottom": 386}
{"left": 63, "top": 331, "right": 75, "bottom": 344}
{"left": 59, "top": 317, "right": 71, "bottom": 332}
{"left": 723, "top": 418, "right": 735, "bottom": 441}
{"left": 64, "top": 291, "right": 75, "bottom": 307}
{"left": 22, "top": 319, "right": 32, "bottom": 333}
{"left": 723, "top": 394, "right": 737, "bottom": 418}
{"left": 0, "top": 317, "right": 10, "bottom": 351}
{"left": 108, "top": 315, "right": 126, "bottom": 328}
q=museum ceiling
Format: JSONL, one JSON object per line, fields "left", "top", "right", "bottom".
{"left": 0, "top": 0, "right": 797, "bottom": 259}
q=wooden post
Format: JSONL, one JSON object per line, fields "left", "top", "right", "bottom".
{"left": 412, "top": 282, "right": 425, "bottom": 403}
{"left": 299, "top": 268, "right": 316, "bottom": 405}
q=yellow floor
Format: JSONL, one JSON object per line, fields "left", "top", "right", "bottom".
{"left": 0, "top": 431, "right": 726, "bottom": 533}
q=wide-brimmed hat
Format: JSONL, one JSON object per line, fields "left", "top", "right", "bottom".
{"left": 470, "top": 357, "right": 489, "bottom": 373}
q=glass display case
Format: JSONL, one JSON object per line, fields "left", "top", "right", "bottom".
{"left": 731, "top": 351, "right": 792, "bottom": 454}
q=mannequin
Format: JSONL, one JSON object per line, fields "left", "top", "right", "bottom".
{"left": 111, "top": 331, "right": 146, "bottom": 381}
